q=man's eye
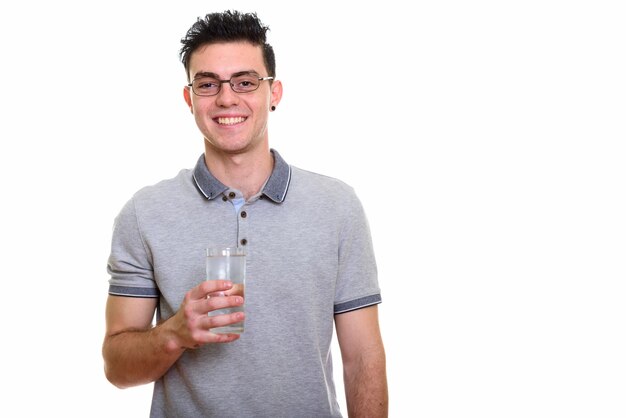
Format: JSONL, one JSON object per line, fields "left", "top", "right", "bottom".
{"left": 233, "top": 77, "right": 259, "bottom": 91}
{"left": 195, "top": 79, "right": 219, "bottom": 89}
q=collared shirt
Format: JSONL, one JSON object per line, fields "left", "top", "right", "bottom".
{"left": 107, "top": 149, "right": 381, "bottom": 417}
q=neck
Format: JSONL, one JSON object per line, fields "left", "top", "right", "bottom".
{"left": 203, "top": 143, "right": 274, "bottom": 200}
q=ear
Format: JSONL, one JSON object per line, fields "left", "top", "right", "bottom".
{"left": 183, "top": 86, "right": 193, "bottom": 114}
{"left": 270, "top": 80, "right": 283, "bottom": 109}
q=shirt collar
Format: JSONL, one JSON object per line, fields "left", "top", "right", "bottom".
{"left": 192, "top": 149, "right": 291, "bottom": 203}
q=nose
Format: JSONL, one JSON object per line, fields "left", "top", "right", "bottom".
{"left": 215, "top": 80, "right": 239, "bottom": 107}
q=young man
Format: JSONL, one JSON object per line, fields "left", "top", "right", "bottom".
{"left": 103, "top": 10, "right": 387, "bottom": 417}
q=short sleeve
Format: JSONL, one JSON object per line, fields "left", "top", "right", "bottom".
{"left": 107, "top": 197, "right": 159, "bottom": 298}
{"left": 333, "top": 189, "right": 381, "bottom": 314}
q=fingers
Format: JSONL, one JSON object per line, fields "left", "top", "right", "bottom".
{"left": 206, "top": 311, "right": 245, "bottom": 331}
{"left": 209, "top": 333, "right": 241, "bottom": 344}
{"left": 191, "top": 311, "right": 246, "bottom": 345}
{"left": 225, "top": 283, "right": 244, "bottom": 297}
{"left": 188, "top": 329, "right": 241, "bottom": 346}
{"left": 207, "top": 295, "right": 244, "bottom": 311}
{"left": 185, "top": 294, "right": 243, "bottom": 318}
{"left": 176, "top": 280, "right": 245, "bottom": 348}
{"left": 187, "top": 280, "right": 233, "bottom": 300}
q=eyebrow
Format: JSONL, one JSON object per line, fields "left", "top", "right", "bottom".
{"left": 192, "top": 70, "right": 261, "bottom": 80}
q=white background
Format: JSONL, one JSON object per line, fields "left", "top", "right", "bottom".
{"left": 1, "top": 1, "right": 624, "bottom": 417}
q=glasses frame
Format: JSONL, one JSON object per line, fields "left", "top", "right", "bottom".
{"left": 187, "top": 74, "right": 274, "bottom": 97}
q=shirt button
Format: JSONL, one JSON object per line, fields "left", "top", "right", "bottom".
{"left": 240, "top": 239, "right": 248, "bottom": 246}
{"left": 228, "top": 192, "right": 236, "bottom": 199}
{"left": 222, "top": 196, "right": 228, "bottom": 202}
{"left": 240, "top": 211, "right": 247, "bottom": 218}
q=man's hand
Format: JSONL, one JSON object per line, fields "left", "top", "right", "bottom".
{"left": 167, "top": 279, "right": 246, "bottom": 350}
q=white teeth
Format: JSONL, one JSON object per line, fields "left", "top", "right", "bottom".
{"left": 217, "top": 117, "right": 245, "bottom": 125}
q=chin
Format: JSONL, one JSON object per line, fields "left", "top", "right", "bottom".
{"left": 206, "top": 140, "right": 251, "bottom": 154}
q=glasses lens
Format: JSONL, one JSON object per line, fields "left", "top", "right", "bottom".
{"left": 192, "top": 77, "right": 220, "bottom": 96}
{"left": 231, "top": 75, "right": 260, "bottom": 93}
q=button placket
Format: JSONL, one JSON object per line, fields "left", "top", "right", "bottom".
{"left": 238, "top": 204, "right": 249, "bottom": 247}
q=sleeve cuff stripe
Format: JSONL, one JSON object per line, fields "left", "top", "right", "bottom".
{"left": 108, "top": 285, "right": 159, "bottom": 298}
{"left": 334, "top": 294, "right": 382, "bottom": 314}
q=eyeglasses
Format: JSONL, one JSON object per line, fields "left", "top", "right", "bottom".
{"left": 188, "top": 73, "right": 274, "bottom": 96}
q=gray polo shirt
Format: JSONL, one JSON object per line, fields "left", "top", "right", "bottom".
{"left": 107, "top": 149, "right": 381, "bottom": 418}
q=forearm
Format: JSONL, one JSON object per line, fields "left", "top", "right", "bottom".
{"left": 343, "top": 345, "right": 388, "bottom": 418}
{"left": 103, "top": 322, "right": 185, "bottom": 389}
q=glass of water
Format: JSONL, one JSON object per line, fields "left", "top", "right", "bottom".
{"left": 206, "top": 246, "right": 246, "bottom": 334}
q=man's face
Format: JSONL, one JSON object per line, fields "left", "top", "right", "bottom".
{"left": 184, "top": 42, "right": 281, "bottom": 155}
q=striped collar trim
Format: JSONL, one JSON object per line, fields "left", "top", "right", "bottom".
{"left": 192, "top": 149, "right": 291, "bottom": 203}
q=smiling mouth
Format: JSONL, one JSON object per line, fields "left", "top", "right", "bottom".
{"left": 216, "top": 117, "right": 246, "bottom": 125}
